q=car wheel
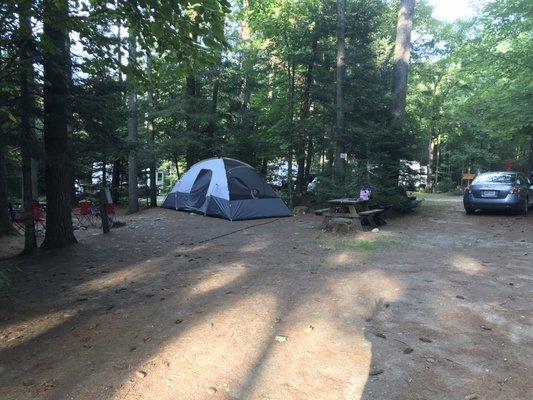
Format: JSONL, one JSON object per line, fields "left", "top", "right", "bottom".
{"left": 465, "top": 206, "right": 475, "bottom": 215}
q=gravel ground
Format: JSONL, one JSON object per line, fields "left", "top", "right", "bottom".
{"left": 0, "top": 195, "right": 531, "bottom": 400}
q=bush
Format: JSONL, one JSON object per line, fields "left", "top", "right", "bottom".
{"left": 434, "top": 178, "right": 456, "bottom": 193}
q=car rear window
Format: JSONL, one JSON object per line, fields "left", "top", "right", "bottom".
{"left": 473, "top": 173, "right": 516, "bottom": 184}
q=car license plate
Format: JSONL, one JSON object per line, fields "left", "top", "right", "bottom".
{"left": 482, "top": 190, "right": 497, "bottom": 197}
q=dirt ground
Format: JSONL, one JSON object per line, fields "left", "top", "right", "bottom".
{"left": 0, "top": 195, "right": 531, "bottom": 400}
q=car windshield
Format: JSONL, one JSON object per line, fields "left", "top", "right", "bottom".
{"left": 473, "top": 173, "right": 516, "bottom": 184}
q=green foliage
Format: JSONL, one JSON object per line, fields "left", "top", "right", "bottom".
{"left": 434, "top": 178, "right": 456, "bottom": 193}
{"left": 2, "top": 0, "right": 532, "bottom": 228}
{"left": 409, "top": 0, "right": 533, "bottom": 180}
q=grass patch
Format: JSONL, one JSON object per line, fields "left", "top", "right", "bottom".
{"left": 316, "top": 236, "right": 392, "bottom": 252}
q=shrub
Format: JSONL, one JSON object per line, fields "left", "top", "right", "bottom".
{"left": 434, "top": 178, "right": 456, "bottom": 193}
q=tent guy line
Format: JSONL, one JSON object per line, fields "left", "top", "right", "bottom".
{"left": 187, "top": 217, "right": 282, "bottom": 246}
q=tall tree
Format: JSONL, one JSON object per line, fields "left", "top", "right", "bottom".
{"left": 184, "top": 73, "right": 199, "bottom": 169}
{"left": 391, "top": 0, "right": 415, "bottom": 124}
{"left": 296, "top": 14, "right": 320, "bottom": 194}
{"left": 146, "top": 50, "right": 157, "bottom": 207}
{"left": 0, "top": 140, "right": 10, "bottom": 236}
{"left": 334, "top": 0, "right": 346, "bottom": 181}
{"left": 127, "top": 31, "right": 139, "bottom": 213}
{"left": 42, "top": 0, "right": 77, "bottom": 248}
{"left": 18, "top": 0, "right": 37, "bottom": 252}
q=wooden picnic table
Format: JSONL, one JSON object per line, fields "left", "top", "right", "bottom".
{"left": 328, "top": 198, "right": 369, "bottom": 215}
{"left": 325, "top": 198, "right": 386, "bottom": 229}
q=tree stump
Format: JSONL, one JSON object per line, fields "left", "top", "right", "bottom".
{"left": 321, "top": 217, "right": 358, "bottom": 234}
{"left": 293, "top": 206, "right": 310, "bottom": 215}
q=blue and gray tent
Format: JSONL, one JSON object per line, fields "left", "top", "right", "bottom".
{"left": 162, "top": 158, "right": 292, "bottom": 221}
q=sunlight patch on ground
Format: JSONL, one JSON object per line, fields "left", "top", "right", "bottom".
{"left": 114, "top": 293, "right": 278, "bottom": 399}
{"left": 317, "top": 232, "right": 399, "bottom": 254}
{"left": 238, "top": 237, "right": 273, "bottom": 253}
{"left": 451, "top": 255, "right": 485, "bottom": 275}
{"left": 186, "top": 264, "right": 247, "bottom": 297}
{"left": 327, "top": 251, "right": 350, "bottom": 266}
{"left": 329, "top": 270, "right": 405, "bottom": 308}
{"left": 74, "top": 257, "right": 166, "bottom": 294}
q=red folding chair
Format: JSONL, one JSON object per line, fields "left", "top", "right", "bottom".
{"left": 9, "top": 201, "right": 46, "bottom": 235}
{"left": 32, "top": 200, "right": 46, "bottom": 234}
{"left": 9, "top": 209, "right": 25, "bottom": 235}
{"left": 105, "top": 203, "right": 116, "bottom": 227}
{"left": 74, "top": 200, "right": 97, "bottom": 227}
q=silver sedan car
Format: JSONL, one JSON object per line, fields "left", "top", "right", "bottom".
{"left": 463, "top": 171, "right": 533, "bottom": 215}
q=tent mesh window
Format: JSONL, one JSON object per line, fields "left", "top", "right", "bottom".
{"left": 227, "top": 167, "right": 278, "bottom": 200}
{"left": 189, "top": 169, "right": 212, "bottom": 208}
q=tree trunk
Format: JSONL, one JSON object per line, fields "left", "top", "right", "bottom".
{"left": 41, "top": 0, "right": 77, "bottom": 248}
{"left": 101, "top": 157, "right": 107, "bottom": 185}
{"left": 391, "top": 0, "right": 415, "bottom": 124}
{"left": 296, "top": 21, "right": 319, "bottom": 194}
{"left": 65, "top": 31, "right": 76, "bottom": 206}
{"left": 427, "top": 130, "right": 436, "bottom": 190}
{"left": 261, "top": 157, "right": 268, "bottom": 176}
{"left": 304, "top": 135, "right": 314, "bottom": 187}
{"left": 111, "top": 158, "right": 121, "bottom": 202}
{"left": 239, "top": 0, "right": 251, "bottom": 108}
{"left": 127, "top": 31, "right": 139, "bottom": 213}
{"left": 146, "top": 51, "right": 157, "bottom": 207}
{"left": 19, "top": 0, "right": 37, "bottom": 250}
{"left": 206, "top": 65, "right": 220, "bottom": 157}
{"left": 112, "top": 10, "right": 123, "bottom": 205}
{"left": 334, "top": 0, "right": 346, "bottom": 182}
{"left": 526, "top": 134, "right": 533, "bottom": 180}
{"left": 0, "top": 143, "right": 11, "bottom": 236}
{"left": 287, "top": 60, "right": 295, "bottom": 207}
{"left": 31, "top": 158, "right": 38, "bottom": 199}
{"left": 185, "top": 74, "right": 198, "bottom": 169}
{"left": 173, "top": 156, "right": 181, "bottom": 179}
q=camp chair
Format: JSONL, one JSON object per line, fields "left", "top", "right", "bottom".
{"left": 9, "top": 208, "right": 25, "bottom": 235}
{"left": 32, "top": 200, "right": 46, "bottom": 234}
{"left": 74, "top": 200, "right": 97, "bottom": 227}
{"left": 91, "top": 189, "right": 117, "bottom": 228}
{"left": 9, "top": 202, "right": 46, "bottom": 235}
{"left": 105, "top": 203, "right": 116, "bottom": 227}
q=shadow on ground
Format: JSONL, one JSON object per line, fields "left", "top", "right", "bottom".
{"left": 0, "top": 198, "right": 531, "bottom": 399}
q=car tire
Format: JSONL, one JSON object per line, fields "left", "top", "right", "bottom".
{"left": 465, "top": 206, "right": 475, "bottom": 215}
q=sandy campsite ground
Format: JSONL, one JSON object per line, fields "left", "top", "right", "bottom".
{"left": 0, "top": 194, "right": 531, "bottom": 400}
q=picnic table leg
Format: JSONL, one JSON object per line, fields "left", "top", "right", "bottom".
{"left": 359, "top": 215, "right": 376, "bottom": 230}
{"left": 347, "top": 204, "right": 358, "bottom": 217}
{"left": 375, "top": 215, "right": 387, "bottom": 226}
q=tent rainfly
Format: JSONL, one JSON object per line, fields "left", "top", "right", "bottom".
{"left": 162, "top": 158, "right": 292, "bottom": 221}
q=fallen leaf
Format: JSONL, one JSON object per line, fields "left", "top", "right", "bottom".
{"left": 36, "top": 383, "right": 54, "bottom": 393}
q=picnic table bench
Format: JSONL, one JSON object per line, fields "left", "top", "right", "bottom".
{"left": 323, "top": 198, "right": 386, "bottom": 229}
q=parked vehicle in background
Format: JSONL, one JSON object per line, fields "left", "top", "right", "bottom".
{"left": 398, "top": 160, "right": 428, "bottom": 190}
{"left": 307, "top": 176, "right": 319, "bottom": 192}
{"left": 463, "top": 171, "right": 533, "bottom": 215}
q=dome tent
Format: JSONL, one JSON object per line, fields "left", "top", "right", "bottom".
{"left": 162, "top": 158, "right": 292, "bottom": 221}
